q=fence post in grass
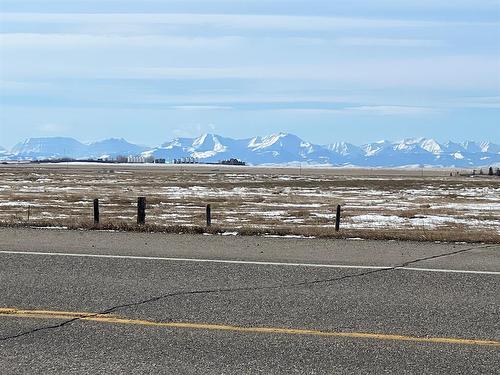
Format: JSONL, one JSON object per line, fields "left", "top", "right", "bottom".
{"left": 27, "top": 205, "right": 31, "bottom": 222}
{"left": 93, "top": 198, "right": 100, "bottom": 225}
{"left": 137, "top": 197, "right": 146, "bottom": 225}
{"left": 335, "top": 204, "right": 341, "bottom": 231}
{"left": 206, "top": 204, "right": 212, "bottom": 227}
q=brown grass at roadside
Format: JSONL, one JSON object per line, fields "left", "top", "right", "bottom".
{"left": 1, "top": 219, "right": 498, "bottom": 244}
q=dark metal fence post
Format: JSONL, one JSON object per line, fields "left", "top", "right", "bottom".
{"left": 137, "top": 197, "right": 146, "bottom": 225}
{"left": 93, "top": 198, "right": 99, "bottom": 225}
{"left": 206, "top": 204, "right": 212, "bottom": 227}
{"left": 335, "top": 204, "right": 341, "bottom": 231}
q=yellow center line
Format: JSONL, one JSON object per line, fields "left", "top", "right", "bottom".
{"left": 0, "top": 308, "right": 498, "bottom": 347}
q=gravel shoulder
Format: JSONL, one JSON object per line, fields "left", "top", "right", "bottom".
{"left": 1, "top": 227, "right": 498, "bottom": 271}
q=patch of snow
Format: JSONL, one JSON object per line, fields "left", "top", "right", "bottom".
{"left": 33, "top": 226, "right": 68, "bottom": 230}
{"left": 351, "top": 215, "right": 406, "bottom": 224}
{"left": 0, "top": 202, "right": 41, "bottom": 207}
{"left": 312, "top": 213, "right": 336, "bottom": 219}
{"left": 251, "top": 210, "right": 288, "bottom": 217}
{"left": 434, "top": 203, "right": 498, "bottom": 211}
{"left": 263, "top": 234, "right": 316, "bottom": 239}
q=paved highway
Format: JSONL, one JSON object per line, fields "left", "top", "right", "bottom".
{"left": 0, "top": 228, "right": 499, "bottom": 374}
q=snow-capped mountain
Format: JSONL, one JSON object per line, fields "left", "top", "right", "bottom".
{"left": 326, "top": 142, "right": 363, "bottom": 156}
{"left": 463, "top": 141, "right": 500, "bottom": 154}
{"left": 362, "top": 140, "right": 393, "bottom": 157}
{"left": 324, "top": 142, "right": 364, "bottom": 164}
{"left": 9, "top": 137, "right": 147, "bottom": 160}
{"left": 354, "top": 138, "right": 500, "bottom": 167}
{"left": 11, "top": 137, "right": 88, "bottom": 160}
{"left": 0, "top": 145, "right": 10, "bottom": 158}
{"left": 87, "top": 138, "right": 148, "bottom": 159}
{"left": 3, "top": 134, "right": 500, "bottom": 167}
{"left": 359, "top": 138, "right": 444, "bottom": 166}
{"left": 245, "top": 133, "right": 332, "bottom": 164}
{"left": 442, "top": 141, "right": 465, "bottom": 154}
{"left": 144, "top": 134, "right": 252, "bottom": 162}
{"left": 144, "top": 132, "right": 328, "bottom": 164}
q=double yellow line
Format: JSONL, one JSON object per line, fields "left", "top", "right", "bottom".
{"left": 1, "top": 308, "right": 498, "bottom": 347}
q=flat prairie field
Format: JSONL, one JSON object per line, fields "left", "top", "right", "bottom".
{"left": 1, "top": 163, "right": 499, "bottom": 242}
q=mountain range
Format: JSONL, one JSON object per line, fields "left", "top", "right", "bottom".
{"left": 2, "top": 133, "right": 500, "bottom": 167}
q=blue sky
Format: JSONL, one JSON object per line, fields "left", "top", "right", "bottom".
{"left": 0, "top": 0, "right": 499, "bottom": 148}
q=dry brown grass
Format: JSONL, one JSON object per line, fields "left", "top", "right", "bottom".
{"left": 1, "top": 164, "right": 499, "bottom": 243}
{"left": 1, "top": 219, "right": 499, "bottom": 244}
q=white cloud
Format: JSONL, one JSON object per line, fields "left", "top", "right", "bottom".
{"left": 0, "top": 80, "right": 54, "bottom": 91}
{"left": 113, "top": 57, "right": 499, "bottom": 90}
{"left": 2, "top": 12, "right": 496, "bottom": 31}
{"left": 336, "top": 37, "right": 444, "bottom": 47}
{"left": 273, "top": 108, "right": 343, "bottom": 115}
{"left": 171, "top": 105, "right": 232, "bottom": 111}
{"left": 0, "top": 33, "right": 240, "bottom": 48}
{"left": 348, "top": 105, "right": 438, "bottom": 115}
{"left": 272, "top": 106, "right": 437, "bottom": 116}
{"left": 450, "top": 96, "right": 500, "bottom": 109}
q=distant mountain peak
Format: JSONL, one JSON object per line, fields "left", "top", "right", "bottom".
{"left": 362, "top": 140, "right": 392, "bottom": 156}
{"left": 190, "top": 133, "right": 227, "bottom": 158}
{"left": 88, "top": 137, "right": 132, "bottom": 145}
{"left": 193, "top": 133, "right": 219, "bottom": 146}
{"left": 2, "top": 134, "right": 499, "bottom": 167}
{"left": 419, "top": 138, "right": 442, "bottom": 154}
{"left": 326, "top": 142, "right": 362, "bottom": 156}
{"left": 249, "top": 132, "right": 302, "bottom": 151}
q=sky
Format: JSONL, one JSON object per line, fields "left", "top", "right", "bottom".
{"left": 0, "top": 0, "right": 499, "bottom": 148}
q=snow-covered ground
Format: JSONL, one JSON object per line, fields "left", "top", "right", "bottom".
{"left": 0, "top": 166, "right": 498, "bottom": 235}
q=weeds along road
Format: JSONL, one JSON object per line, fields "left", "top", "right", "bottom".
{"left": 0, "top": 228, "right": 499, "bottom": 374}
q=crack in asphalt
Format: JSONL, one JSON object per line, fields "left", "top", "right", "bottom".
{"left": 0, "top": 243, "right": 497, "bottom": 342}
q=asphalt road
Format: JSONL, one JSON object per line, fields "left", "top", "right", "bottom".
{"left": 0, "top": 228, "right": 499, "bottom": 374}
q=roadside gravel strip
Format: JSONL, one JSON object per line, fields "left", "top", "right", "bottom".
{"left": 1, "top": 248, "right": 499, "bottom": 276}
{"left": 1, "top": 227, "right": 499, "bottom": 271}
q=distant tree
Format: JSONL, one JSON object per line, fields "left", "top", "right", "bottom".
{"left": 488, "top": 167, "right": 493, "bottom": 175}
